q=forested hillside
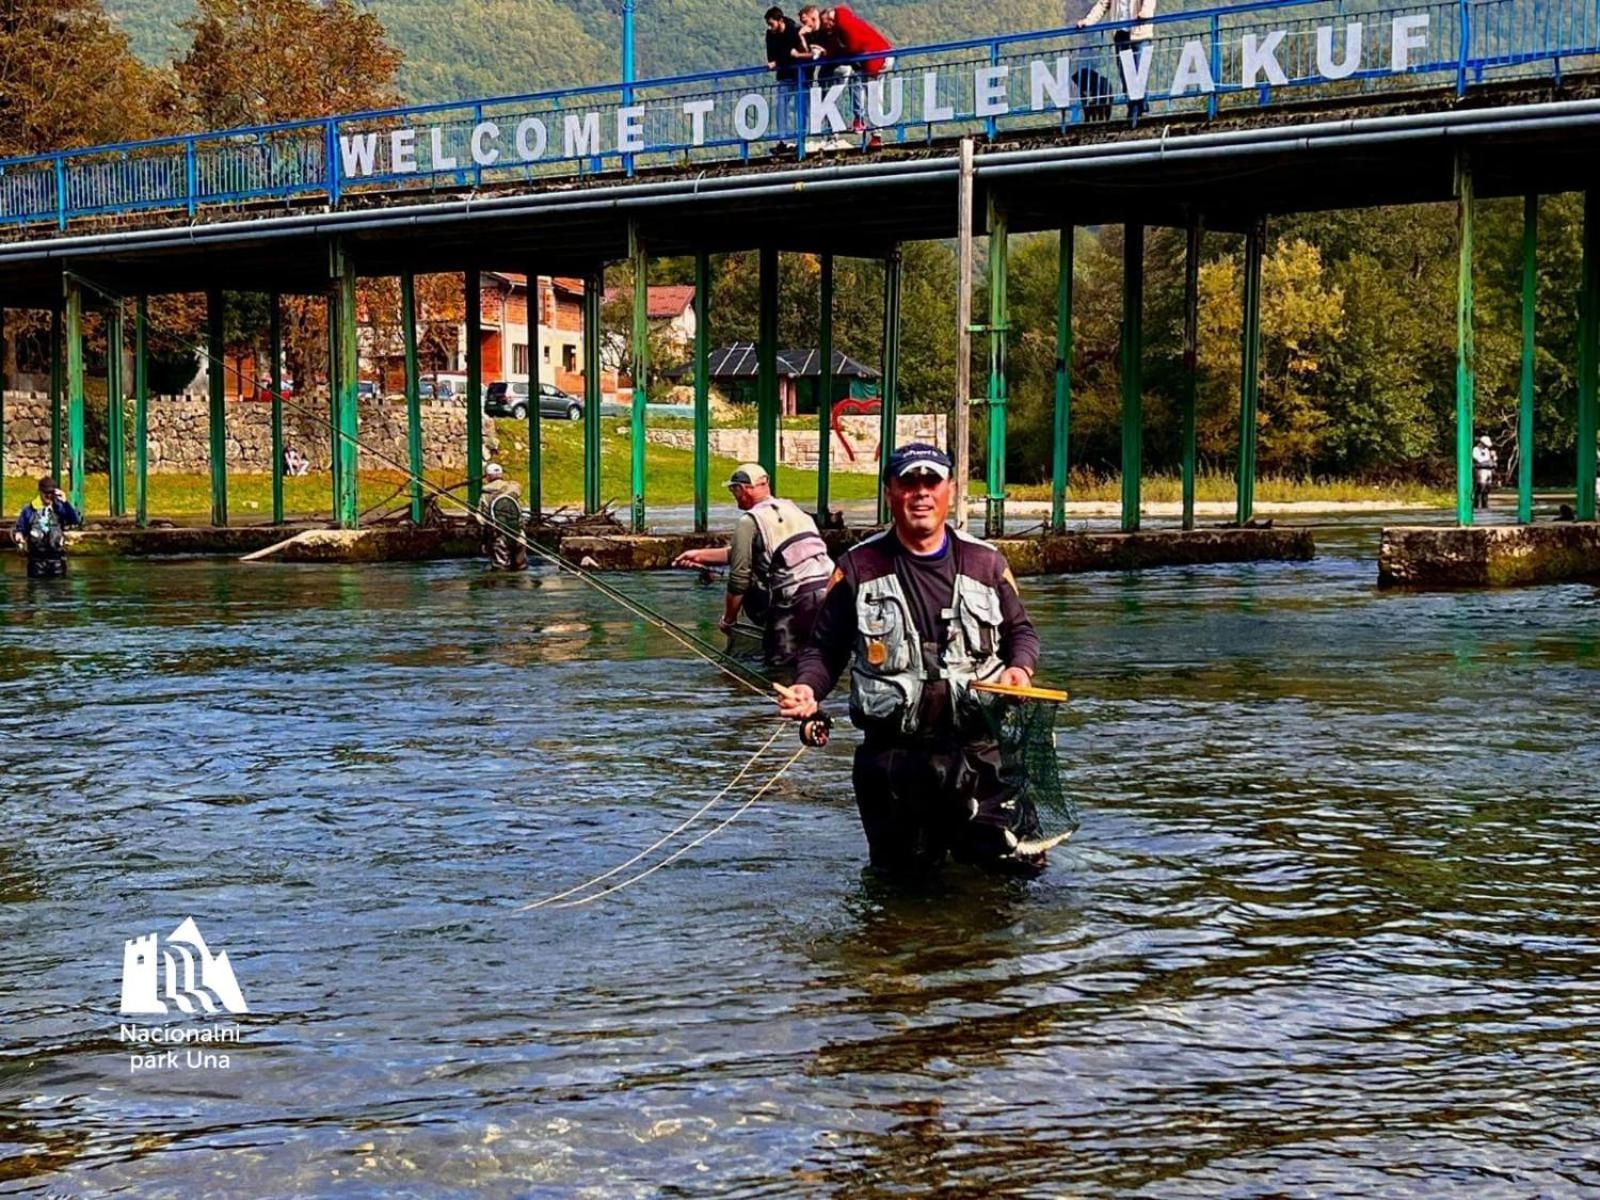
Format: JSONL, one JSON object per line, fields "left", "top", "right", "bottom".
{"left": 108, "top": 0, "right": 1070, "bottom": 105}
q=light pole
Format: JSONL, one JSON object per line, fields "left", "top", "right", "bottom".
{"left": 621, "top": 0, "right": 636, "bottom": 86}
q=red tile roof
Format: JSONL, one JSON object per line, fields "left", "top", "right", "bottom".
{"left": 602, "top": 283, "right": 695, "bottom": 318}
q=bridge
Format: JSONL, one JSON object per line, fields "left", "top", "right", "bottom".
{"left": 2, "top": 0, "right": 1599, "bottom": 568}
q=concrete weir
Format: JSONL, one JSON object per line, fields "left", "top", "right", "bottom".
{"left": 1380, "top": 522, "right": 1600, "bottom": 588}
{"left": 562, "top": 526, "right": 1315, "bottom": 576}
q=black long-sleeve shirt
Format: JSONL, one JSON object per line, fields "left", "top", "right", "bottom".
{"left": 795, "top": 529, "right": 1039, "bottom": 729}
{"left": 765, "top": 18, "right": 807, "bottom": 82}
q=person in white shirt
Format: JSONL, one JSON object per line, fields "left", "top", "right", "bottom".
{"left": 1471, "top": 435, "right": 1497, "bottom": 510}
{"left": 1077, "top": 0, "right": 1157, "bottom": 123}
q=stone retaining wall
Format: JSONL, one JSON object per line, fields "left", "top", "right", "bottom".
{"left": 1, "top": 393, "right": 495, "bottom": 475}
{"left": 645, "top": 415, "right": 946, "bottom": 473}
{"left": 1380, "top": 522, "right": 1600, "bottom": 587}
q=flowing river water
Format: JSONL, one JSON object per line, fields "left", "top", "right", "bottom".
{"left": 2, "top": 513, "right": 1598, "bottom": 1197}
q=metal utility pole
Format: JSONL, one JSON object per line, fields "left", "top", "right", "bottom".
{"left": 955, "top": 138, "right": 974, "bottom": 531}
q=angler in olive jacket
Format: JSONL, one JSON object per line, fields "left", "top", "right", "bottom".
{"left": 779, "top": 443, "right": 1043, "bottom": 875}
{"left": 674, "top": 463, "right": 833, "bottom": 678}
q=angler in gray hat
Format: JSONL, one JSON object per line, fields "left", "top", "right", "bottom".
{"left": 673, "top": 462, "right": 832, "bottom": 680}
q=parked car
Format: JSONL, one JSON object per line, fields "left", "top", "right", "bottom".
{"left": 484, "top": 380, "right": 583, "bottom": 421}
{"left": 357, "top": 380, "right": 379, "bottom": 400}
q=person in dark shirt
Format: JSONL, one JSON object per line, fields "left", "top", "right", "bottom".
{"left": 779, "top": 443, "right": 1046, "bottom": 876}
{"left": 764, "top": 7, "right": 808, "bottom": 151}
{"left": 12, "top": 475, "right": 80, "bottom": 579}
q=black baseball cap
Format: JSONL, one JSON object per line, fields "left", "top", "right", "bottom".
{"left": 884, "top": 443, "right": 951, "bottom": 482}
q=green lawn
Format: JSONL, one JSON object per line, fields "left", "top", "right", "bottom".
{"left": 2, "top": 420, "right": 880, "bottom": 522}
{"left": 1009, "top": 466, "right": 1452, "bottom": 507}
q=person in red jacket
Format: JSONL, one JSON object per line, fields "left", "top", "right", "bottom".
{"left": 815, "top": 6, "right": 894, "bottom": 148}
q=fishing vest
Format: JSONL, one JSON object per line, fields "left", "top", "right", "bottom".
{"left": 848, "top": 532, "right": 1005, "bottom": 736}
{"left": 746, "top": 497, "right": 832, "bottom": 606}
{"left": 25, "top": 502, "right": 65, "bottom": 562}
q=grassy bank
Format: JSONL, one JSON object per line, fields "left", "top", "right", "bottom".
{"left": 2, "top": 420, "right": 879, "bottom": 521}
{"left": 4, "top": 422, "right": 1451, "bottom": 521}
{"left": 1009, "top": 467, "right": 1452, "bottom": 506}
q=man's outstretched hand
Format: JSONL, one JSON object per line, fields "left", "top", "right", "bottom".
{"left": 672, "top": 548, "right": 712, "bottom": 568}
{"left": 776, "top": 683, "right": 818, "bottom": 719}
{"left": 998, "top": 665, "right": 1033, "bottom": 689}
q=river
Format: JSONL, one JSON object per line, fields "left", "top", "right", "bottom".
{"left": 2, "top": 512, "right": 1597, "bottom": 1197}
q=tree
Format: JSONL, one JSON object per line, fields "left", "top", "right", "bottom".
{"left": 0, "top": 0, "right": 177, "bottom": 157}
{"left": 176, "top": 0, "right": 403, "bottom": 129}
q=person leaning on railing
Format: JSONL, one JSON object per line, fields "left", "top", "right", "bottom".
{"left": 765, "top": 6, "right": 810, "bottom": 153}
{"left": 1077, "top": 0, "right": 1156, "bottom": 124}
{"left": 802, "top": 4, "right": 894, "bottom": 151}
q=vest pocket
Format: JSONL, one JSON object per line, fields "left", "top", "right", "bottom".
{"left": 954, "top": 579, "right": 1003, "bottom": 659}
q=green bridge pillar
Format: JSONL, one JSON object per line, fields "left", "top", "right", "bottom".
{"left": 985, "top": 200, "right": 1009, "bottom": 540}
{"left": 1519, "top": 195, "right": 1537, "bottom": 526}
{"left": 1181, "top": 220, "right": 1203, "bottom": 532}
{"left": 817, "top": 253, "right": 835, "bottom": 527}
{"left": 107, "top": 300, "right": 125, "bottom": 517}
{"left": 400, "top": 272, "right": 423, "bottom": 525}
{"left": 465, "top": 261, "right": 483, "bottom": 512}
{"left": 66, "top": 278, "right": 85, "bottom": 514}
{"left": 1237, "top": 220, "right": 1265, "bottom": 527}
{"left": 269, "top": 293, "right": 284, "bottom": 525}
{"left": 1456, "top": 156, "right": 1478, "bottom": 527}
{"left": 1051, "top": 226, "right": 1074, "bottom": 535}
{"left": 757, "top": 245, "right": 779, "bottom": 491}
{"left": 207, "top": 288, "right": 228, "bottom": 526}
{"left": 692, "top": 251, "right": 711, "bottom": 533}
{"left": 326, "top": 293, "right": 340, "bottom": 515}
{"left": 880, "top": 246, "right": 903, "bottom": 527}
{"left": 1579, "top": 189, "right": 1599, "bottom": 522}
{"left": 583, "top": 267, "right": 603, "bottom": 514}
{"left": 525, "top": 269, "right": 542, "bottom": 520}
{"left": 629, "top": 222, "right": 649, "bottom": 532}
{"left": 332, "top": 246, "right": 360, "bottom": 528}
{"left": 134, "top": 296, "right": 148, "bottom": 527}
{"left": 1121, "top": 223, "right": 1144, "bottom": 534}
{"left": 50, "top": 302, "right": 62, "bottom": 481}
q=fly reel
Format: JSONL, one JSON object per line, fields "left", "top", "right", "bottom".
{"left": 798, "top": 712, "right": 833, "bottom": 748}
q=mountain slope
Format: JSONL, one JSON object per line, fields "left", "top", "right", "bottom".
{"left": 108, "top": 0, "right": 1068, "bottom": 106}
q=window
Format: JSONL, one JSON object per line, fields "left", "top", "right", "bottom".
{"left": 543, "top": 345, "right": 551, "bottom": 363}
{"left": 562, "top": 346, "right": 577, "bottom": 372}
{"left": 513, "top": 343, "right": 528, "bottom": 374}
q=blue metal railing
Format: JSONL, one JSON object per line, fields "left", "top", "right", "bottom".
{"left": 0, "top": 0, "right": 1593, "bottom": 233}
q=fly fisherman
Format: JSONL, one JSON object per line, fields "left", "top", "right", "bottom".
{"left": 477, "top": 462, "right": 528, "bottom": 571}
{"left": 12, "top": 476, "right": 80, "bottom": 579}
{"left": 776, "top": 444, "right": 1045, "bottom": 876}
{"left": 673, "top": 463, "right": 832, "bottom": 681}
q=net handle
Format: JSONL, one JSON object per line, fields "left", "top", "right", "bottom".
{"left": 974, "top": 681, "right": 1069, "bottom": 704}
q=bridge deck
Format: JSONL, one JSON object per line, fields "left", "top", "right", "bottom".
{"left": 1, "top": 83, "right": 1598, "bottom": 306}
{"left": 0, "top": 0, "right": 1598, "bottom": 301}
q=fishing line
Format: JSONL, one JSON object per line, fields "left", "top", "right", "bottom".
{"left": 518, "top": 720, "right": 790, "bottom": 911}
{"left": 70, "top": 274, "right": 813, "bottom": 903}
{"left": 546, "top": 743, "right": 808, "bottom": 909}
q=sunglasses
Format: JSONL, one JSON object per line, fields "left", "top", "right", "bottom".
{"left": 896, "top": 469, "right": 946, "bottom": 487}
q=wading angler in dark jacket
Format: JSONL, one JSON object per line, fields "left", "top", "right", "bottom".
{"left": 778, "top": 444, "right": 1045, "bottom": 876}
{"left": 12, "top": 476, "right": 80, "bottom": 579}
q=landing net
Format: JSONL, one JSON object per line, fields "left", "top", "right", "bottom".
{"left": 977, "top": 685, "right": 1077, "bottom": 852}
